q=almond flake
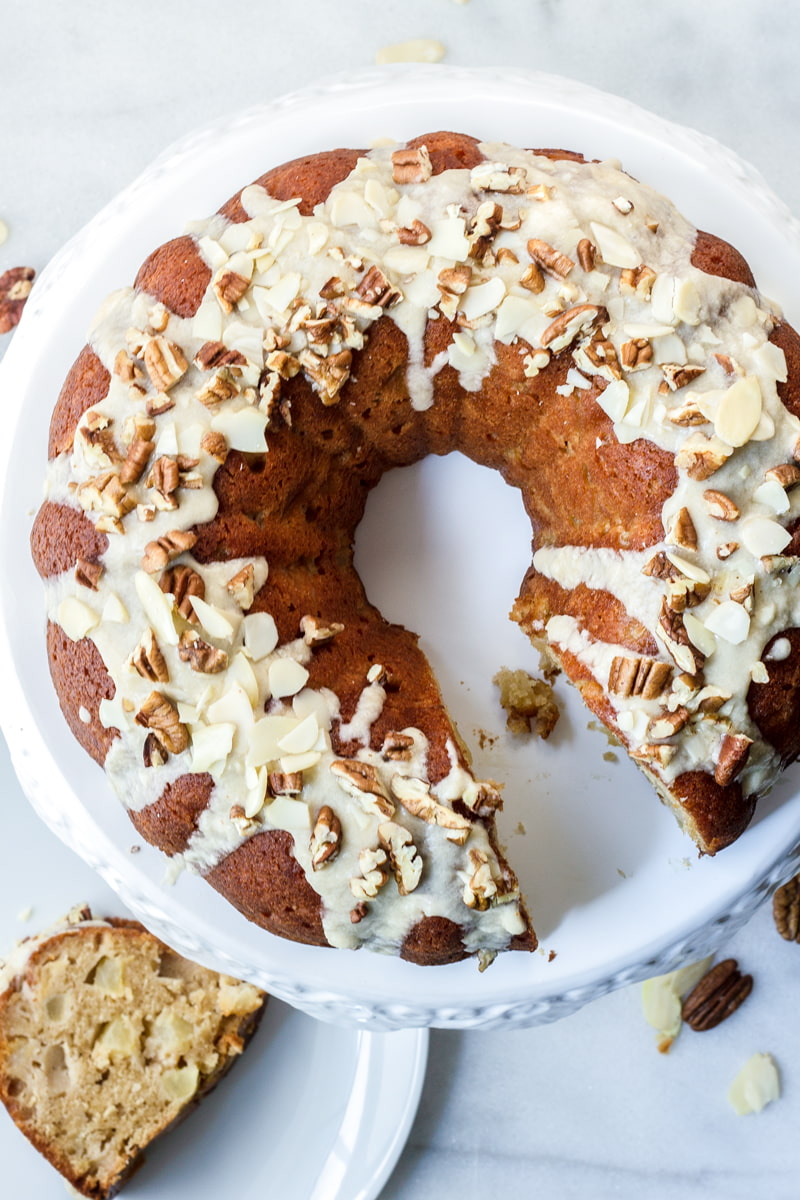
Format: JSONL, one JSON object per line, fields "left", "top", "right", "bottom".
{"left": 243, "top": 612, "right": 279, "bottom": 659}
{"left": 714, "top": 377, "right": 762, "bottom": 447}
{"left": 728, "top": 1053, "right": 780, "bottom": 1115}
{"left": 268, "top": 658, "right": 309, "bottom": 698}
{"left": 57, "top": 597, "right": 100, "bottom": 642}
{"left": 703, "top": 600, "right": 750, "bottom": 645}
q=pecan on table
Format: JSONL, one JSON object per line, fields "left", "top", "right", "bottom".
{"left": 681, "top": 959, "right": 753, "bottom": 1031}
{"left": 773, "top": 874, "right": 800, "bottom": 943}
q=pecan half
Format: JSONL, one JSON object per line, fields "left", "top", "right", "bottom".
{"left": 159, "top": 563, "right": 205, "bottom": 619}
{"left": 329, "top": 758, "right": 394, "bottom": 818}
{"left": 178, "top": 630, "right": 228, "bottom": 674}
{"left": 681, "top": 959, "right": 753, "bottom": 1031}
{"left": 576, "top": 238, "right": 596, "bottom": 271}
{"left": 527, "top": 238, "right": 574, "bottom": 279}
{"left": 703, "top": 489, "right": 740, "bottom": 522}
{"left": 714, "top": 732, "right": 753, "bottom": 787}
{"left": 391, "top": 145, "right": 432, "bottom": 185}
{"left": 608, "top": 655, "right": 672, "bottom": 700}
{"left": 378, "top": 820, "right": 422, "bottom": 894}
{"left": 0, "top": 266, "right": 35, "bottom": 334}
{"left": 129, "top": 628, "right": 169, "bottom": 683}
{"left": 773, "top": 874, "right": 800, "bottom": 942}
{"left": 141, "top": 529, "right": 197, "bottom": 574}
{"left": 143, "top": 336, "right": 188, "bottom": 392}
{"left": 390, "top": 775, "right": 472, "bottom": 844}
{"left": 135, "top": 690, "right": 189, "bottom": 754}
{"left": 310, "top": 806, "right": 342, "bottom": 870}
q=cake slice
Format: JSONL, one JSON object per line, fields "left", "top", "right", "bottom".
{"left": 0, "top": 907, "right": 266, "bottom": 1198}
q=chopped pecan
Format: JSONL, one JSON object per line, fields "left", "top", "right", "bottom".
{"left": 349, "top": 847, "right": 390, "bottom": 901}
{"left": 470, "top": 162, "right": 526, "bottom": 194}
{"left": 649, "top": 707, "right": 689, "bottom": 739}
{"left": 213, "top": 271, "right": 250, "bottom": 313}
{"left": 141, "top": 529, "right": 197, "bottom": 574}
{"left": 0, "top": 266, "right": 35, "bottom": 333}
{"left": 329, "top": 758, "right": 394, "bottom": 818}
{"left": 147, "top": 456, "right": 181, "bottom": 508}
{"left": 75, "top": 558, "right": 104, "bottom": 591}
{"left": 378, "top": 820, "right": 422, "bottom": 894}
{"left": 381, "top": 731, "right": 415, "bottom": 761}
{"left": 608, "top": 655, "right": 672, "bottom": 700}
{"left": 765, "top": 462, "right": 800, "bottom": 489}
{"left": 146, "top": 392, "right": 176, "bottom": 417}
{"left": 496, "top": 246, "right": 519, "bottom": 265}
{"left": 714, "top": 732, "right": 753, "bottom": 787}
{"left": 657, "top": 598, "right": 704, "bottom": 675}
{"left": 674, "top": 433, "right": 731, "bottom": 481}
{"left": 398, "top": 219, "right": 432, "bottom": 245}
{"left": 540, "top": 304, "right": 604, "bottom": 352}
{"left": 196, "top": 368, "right": 240, "bottom": 407}
{"left": 119, "top": 436, "right": 155, "bottom": 484}
{"left": 143, "top": 336, "right": 188, "bottom": 392}
{"left": 665, "top": 506, "right": 697, "bottom": 551}
{"left": 355, "top": 265, "right": 400, "bottom": 308}
{"left": 667, "top": 397, "right": 707, "bottom": 426}
{"left": 519, "top": 262, "right": 545, "bottom": 294}
{"left": 76, "top": 472, "right": 135, "bottom": 521}
{"left": 350, "top": 902, "right": 369, "bottom": 924}
{"left": 300, "top": 614, "right": 344, "bottom": 646}
{"left": 462, "top": 848, "right": 498, "bottom": 910}
{"left": 159, "top": 563, "right": 205, "bottom": 618}
{"left": 143, "top": 731, "right": 168, "bottom": 768}
{"left": 527, "top": 237, "right": 575, "bottom": 279}
{"left": 178, "top": 630, "right": 228, "bottom": 674}
{"left": 225, "top": 564, "right": 255, "bottom": 610}
{"left": 390, "top": 775, "right": 472, "bottom": 844}
{"left": 629, "top": 742, "right": 676, "bottom": 768}
{"left": 437, "top": 264, "right": 471, "bottom": 296}
{"left": 391, "top": 145, "right": 433, "bottom": 184}
{"left": 681, "top": 959, "right": 753, "bottom": 1031}
{"left": 194, "top": 340, "right": 247, "bottom": 371}
{"left": 773, "top": 874, "right": 800, "bottom": 942}
{"left": 129, "top": 628, "right": 169, "bottom": 683}
{"left": 201, "top": 430, "right": 228, "bottom": 463}
{"left": 620, "top": 338, "right": 653, "bottom": 372}
{"left": 310, "top": 806, "right": 342, "bottom": 870}
{"left": 642, "top": 551, "right": 680, "bottom": 581}
{"left": 580, "top": 337, "right": 622, "bottom": 380}
{"left": 576, "top": 238, "right": 596, "bottom": 271}
{"left": 661, "top": 363, "right": 706, "bottom": 391}
{"left": 298, "top": 347, "right": 352, "bottom": 405}
{"left": 268, "top": 771, "right": 303, "bottom": 796}
{"left": 703, "top": 489, "right": 740, "bottom": 521}
{"left": 135, "top": 690, "right": 188, "bottom": 754}
{"left": 619, "top": 264, "right": 656, "bottom": 299}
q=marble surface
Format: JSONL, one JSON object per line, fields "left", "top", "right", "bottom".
{"left": 2, "top": 1, "right": 800, "bottom": 1196}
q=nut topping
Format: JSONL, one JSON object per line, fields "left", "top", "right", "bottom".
{"left": 143, "top": 336, "right": 188, "bottom": 392}
{"left": 381, "top": 731, "right": 415, "bottom": 761}
{"left": 178, "top": 630, "right": 229, "bottom": 674}
{"left": 200, "top": 430, "right": 228, "bottom": 463}
{"left": 649, "top": 707, "right": 689, "bottom": 740}
{"left": 390, "top": 775, "right": 472, "bottom": 844}
{"left": 527, "top": 238, "right": 575, "bottom": 279}
{"left": 397, "top": 219, "right": 432, "bottom": 246}
{"left": 377, "top": 821, "right": 422, "bottom": 894}
{"left": 714, "top": 732, "right": 753, "bottom": 787}
{"left": 461, "top": 848, "right": 500, "bottom": 910}
{"left": 391, "top": 145, "right": 432, "bottom": 185}
{"left": 310, "top": 806, "right": 342, "bottom": 870}
{"left": 773, "top": 874, "right": 800, "bottom": 942}
{"left": 576, "top": 238, "right": 596, "bottom": 271}
{"left": 141, "top": 529, "right": 197, "bottom": 574}
{"left": 681, "top": 959, "right": 753, "bottom": 1031}
{"left": 213, "top": 271, "right": 250, "bottom": 313}
{"left": 75, "top": 558, "right": 104, "bottom": 591}
{"left": 129, "top": 628, "right": 169, "bottom": 683}
{"left": 142, "top": 731, "right": 168, "bottom": 768}
{"left": 135, "top": 690, "right": 189, "bottom": 755}
{"left": 300, "top": 614, "right": 345, "bottom": 646}
{"left": 703, "top": 489, "right": 740, "bottom": 522}
{"left": 620, "top": 338, "right": 653, "bottom": 372}
{"left": 194, "top": 340, "right": 247, "bottom": 371}
{"left": 665, "top": 506, "right": 698, "bottom": 551}
{"left": 764, "top": 462, "right": 800, "bottom": 489}
{"left": 656, "top": 599, "right": 704, "bottom": 675}
{"left": 519, "top": 262, "right": 545, "bottom": 294}
{"left": 608, "top": 656, "right": 672, "bottom": 700}
{"left": 268, "top": 772, "right": 303, "bottom": 796}
{"left": 540, "top": 304, "right": 604, "bottom": 352}
{"left": 119, "top": 437, "right": 156, "bottom": 484}
{"left": 355, "top": 265, "right": 400, "bottom": 309}
{"left": 674, "top": 433, "right": 732, "bottom": 481}
{"left": 619, "top": 264, "right": 656, "bottom": 299}
{"left": 159, "top": 563, "right": 205, "bottom": 620}
{"left": 226, "top": 564, "right": 256, "bottom": 610}
{"left": 329, "top": 758, "right": 395, "bottom": 818}
{"left": 349, "top": 846, "right": 390, "bottom": 901}
{"left": 661, "top": 363, "right": 706, "bottom": 391}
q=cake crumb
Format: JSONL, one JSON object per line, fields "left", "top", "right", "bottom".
{"left": 548, "top": 948, "right": 557, "bottom": 962}
{"left": 515, "top": 821, "right": 526, "bottom": 836}
{"left": 16, "top": 906, "right": 33, "bottom": 922}
{"left": 603, "top": 750, "right": 619, "bottom": 763}
{"left": 0, "top": 218, "right": 8, "bottom": 246}
{"left": 129, "top": 844, "right": 141, "bottom": 854}
{"left": 476, "top": 727, "right": 498, "bottom": 750}
{"left": 588, "top": 718, "right": 621, "bottom": 748}
{"left": 617, "top": 867, "right": 627, "bottom": 878}
{"left": 493, "top": 667, "right": 559, "bottom": 738}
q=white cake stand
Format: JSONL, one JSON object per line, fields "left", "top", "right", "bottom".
{"left": 1, "top": 66, "right": 799, "bottom": 1030}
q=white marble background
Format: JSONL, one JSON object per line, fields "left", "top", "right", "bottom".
{"left": 2, "top": 1, "right": 800, "bottom": 1196}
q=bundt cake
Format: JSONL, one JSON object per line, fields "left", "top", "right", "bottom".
{"left": 30, "top": 131, "right": 800, "bottom": 967}
{"left": 0, "top": 907, "right": 266, "bottom": 1197}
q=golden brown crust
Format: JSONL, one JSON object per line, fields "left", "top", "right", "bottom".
{"left": 133, "top": 234, "right": 211, "bottom": 319}
{"left": 31, "top": 502, "right": 108, "bottom": 578}
{"left": 48, "top": 345, "right": 110, "bottom": 459}
{"left": 45, "top": 622, "right": 116, "bottom": 764}
{"left": 747, "top": 629, "right": 800, "bottom": 767}
{"left": 129, "top": 774, "right": 214, "bottom": 855}
{"left": 671, "top": 771, "right": 755, "bottom": 855}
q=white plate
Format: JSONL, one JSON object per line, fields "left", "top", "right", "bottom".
{"left": 1, "top": 66, "right": 800, "bottom": 1031}
{"left": 0, "top": 736, "right": 427, "bottom": 1199}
